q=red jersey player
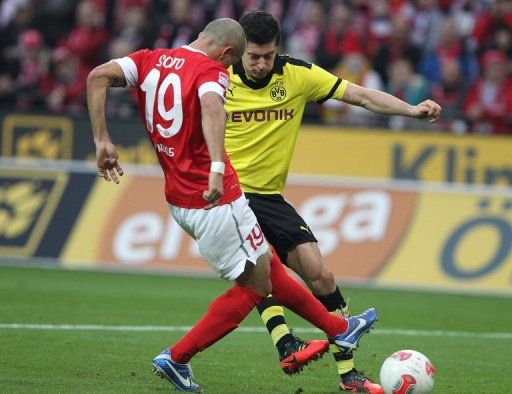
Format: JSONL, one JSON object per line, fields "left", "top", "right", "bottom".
{"left": 87, "top": 18, "right": 377, "bottom": 392}
{"left": 88, "top": 19, "right": 274, "bottom": 392}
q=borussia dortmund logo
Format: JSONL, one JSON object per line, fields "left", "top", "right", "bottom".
{"left": 17, "top": 128, "right": 62, "bottom": 160}
{"left": 270, "top": 80, "right": 286, "bottom": 102}
{"left": 2, "top": 114, "right": 73, "bottom": 160}
{"left": 0, "top": 170, "right": 68, "bottom": 256}
{"left": 0, "top": 181, "right": 47, "bottom": 240}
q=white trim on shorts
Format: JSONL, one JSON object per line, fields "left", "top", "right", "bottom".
{"left": 169, "top": 195, "right": 268, "bottom": 280}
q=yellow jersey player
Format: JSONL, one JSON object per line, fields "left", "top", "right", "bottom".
{"left": 225, "top": 11, "right": 441, "bottom": 393}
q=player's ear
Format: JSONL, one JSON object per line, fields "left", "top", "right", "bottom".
{"left": 219, "top": 46, "right": 237, "bottom": 66}
{"left": 220, "top": 46, "right": 234, "bottom": 58}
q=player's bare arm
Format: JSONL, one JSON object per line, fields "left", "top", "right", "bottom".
{"left": 87, "top": 61, "right": 126, "bottom": 184}
{"left": 200, "top": 91, "right": 226, "bottom": 209}
{"left": 341, "top": 82, "right": 442, "bottom": 123}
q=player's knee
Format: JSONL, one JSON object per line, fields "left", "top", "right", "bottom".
{"left": 238, "top": 255, "right": 272, "bottom": 296}
{"left": 320, "top": 266, "right": 335, "bottom": 286}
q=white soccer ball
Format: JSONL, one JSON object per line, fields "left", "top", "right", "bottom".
{"left": 379, "top": 350, "right": 435, "bottom": 394}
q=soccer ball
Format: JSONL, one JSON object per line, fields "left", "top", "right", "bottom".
{"left": 379, "top": 350, "right": 435, "bottom": 394}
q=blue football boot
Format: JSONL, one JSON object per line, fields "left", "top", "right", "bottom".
{"left": 152, "top": 349, "right": 201, "bottom": 392}
{"left": 331, "top": 307, "right": 378, "bottom": 353}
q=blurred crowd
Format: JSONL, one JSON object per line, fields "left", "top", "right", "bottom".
{"left": 0, "top": 0, "right": 511, "bottom": 134}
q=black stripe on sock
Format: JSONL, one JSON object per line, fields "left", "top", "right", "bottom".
{"left": 266, "top": 315, "right": 286, "bottom": 333}
{"left": 256, "top": 296, "right": 280, "bottom": 314}
{"left": 276, "top": 333, "right": 295, "bottom": 356}
{"left": 334, "top": 351, "right": 354, "bottom": 361}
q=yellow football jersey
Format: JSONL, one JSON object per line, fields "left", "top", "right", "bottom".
{"left": 225, "top": 55, "right": 349, "bottom": 194}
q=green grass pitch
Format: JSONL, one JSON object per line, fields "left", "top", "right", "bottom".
{"left": 0, "top": 265, "right": 510, "bottom": 393}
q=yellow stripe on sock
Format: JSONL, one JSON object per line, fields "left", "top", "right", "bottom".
{"left": 329, "top": 343, "right": 340, "bottom": 354}
{"left": 259, "top": 303, "right": 290, "bottom": 346}
{"left": 270, "top": 324, "right": 290, "bottom": 346}
{"left": 337, "top": 358, "right": 354, "bottom": 375}
{"left": 260, "top": 305, "right": 285, "bottom": 325}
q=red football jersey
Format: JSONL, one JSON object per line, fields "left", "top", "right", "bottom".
{"left": 115, "top": 46, "right": 242, "bottom": 208}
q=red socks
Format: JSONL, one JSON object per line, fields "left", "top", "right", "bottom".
{"left": 171, "top": 284, "right": 264, "bottom": 363}
{"left": 268, "top": 251, "right": 348, "bottom": 337}
{"left": 171, "top": 251, "right": 348, "bottom": 363}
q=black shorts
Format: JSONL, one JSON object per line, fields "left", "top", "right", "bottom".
{"left": 245, "top": 193, "right": 317, "bottom": 265}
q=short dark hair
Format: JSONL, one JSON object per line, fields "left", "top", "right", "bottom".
{"left": 239, "top": 11, "right": 280, "bottom": 46}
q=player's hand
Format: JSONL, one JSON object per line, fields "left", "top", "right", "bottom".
{"left": 203, "top": 171, "right": 224, "bottom": 210}
{"left": 95, "top": 140, "right": 124, "bottom": 184}
{"left": 411, "top": 100, "right": 442, "bottom": 123}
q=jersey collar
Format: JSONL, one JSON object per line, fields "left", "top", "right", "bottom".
{"left": 182, "top": 45, "right": 207, "bottom": 56}
{"left": 232, "top": 55, "right": 286, "bottom": 90}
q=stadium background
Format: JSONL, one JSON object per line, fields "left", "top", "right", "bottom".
{"left": 1, "top": 0, "right": 511, "bottom": 295}
{"left": 0, "top": 1, "right": 512, "bottom": 393}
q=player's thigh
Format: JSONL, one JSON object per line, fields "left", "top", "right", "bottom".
{"left": 170, "top": 195, "right": 269, "bottom": 281}
{"left": 235, "top": 252, "right": 271, "bottom": 296}
{"left": 245, "top": 193, "right": 317, "bottom": 265}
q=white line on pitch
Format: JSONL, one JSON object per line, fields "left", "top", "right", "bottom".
{"left": 0, "top": 324, "right": 511, "bottom": 340}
